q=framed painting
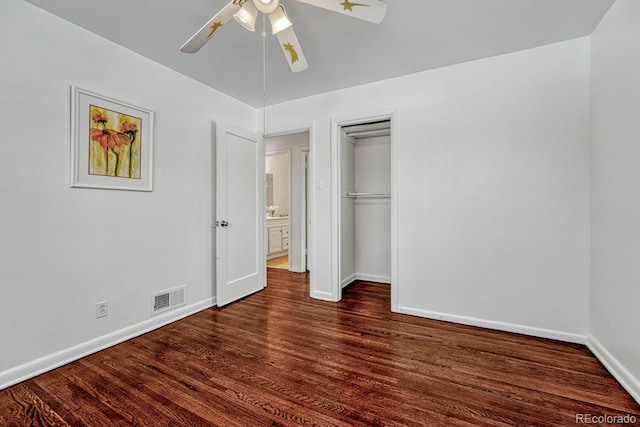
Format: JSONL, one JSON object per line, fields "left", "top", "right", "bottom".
{"left": 71, "top": 87, "right": 154, "bottom": 191}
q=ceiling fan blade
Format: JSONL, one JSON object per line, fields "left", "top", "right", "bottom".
{"left": 275, "top": 26, "right": 308, "bottom": 73}
{"left": 180, "top": 0, "right": 242, "bottom": 53}
{"left": 296, "top": 0, "right": 386, "bottom": 24}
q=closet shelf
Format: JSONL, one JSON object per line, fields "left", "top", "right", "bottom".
{"left": 346, "top": 191, "right": 390, "bottom": 198}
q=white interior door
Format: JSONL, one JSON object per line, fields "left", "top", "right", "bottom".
{"left": 216, "top": 123, "right": 265, "bottom": 306}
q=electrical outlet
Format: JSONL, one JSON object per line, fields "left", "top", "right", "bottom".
{"left": 96, "top": 301, "right": 108, "bottom": 318}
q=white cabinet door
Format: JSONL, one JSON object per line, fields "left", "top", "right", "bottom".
{"left": 268, "top": 227, "right": 283, "bottom": 254}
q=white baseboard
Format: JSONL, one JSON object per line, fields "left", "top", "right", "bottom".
{"left": 587, "top": 335, "right": 640, "bottom": 405}
{"left": 356, "top": 273, "right": 391, "bottom": 284}
{"left": 0, "top": 297, "right": 216, "bottom": 391}
{"left": 341, "top": 273, "right": 357, "bottom": 288}
{"left": 266, "top": 251, "right": 287, "bottom": 260}
{"left": 311, "top": 290, "right": 337, "bottom": 302}
{"left": 341, "top": 274, "right": 391, "bottom": 288}
{"left": 397, "top": 305, "right": 587, "bottom": 344}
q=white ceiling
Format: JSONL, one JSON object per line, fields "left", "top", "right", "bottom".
{"left": 25, "top": 0, "right": 613, "bottom": 107}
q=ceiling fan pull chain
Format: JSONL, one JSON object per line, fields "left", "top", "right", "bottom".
{"left": 262, "top": 13, "right": 267, "bottom": 136}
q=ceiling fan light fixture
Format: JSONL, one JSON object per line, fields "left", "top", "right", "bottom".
{"left": 253, "top": 0, "right": 279, "bottom": 14}
{"left": 233, "top": 1, "right": 258, "bottom": 31}
{"left": 268, "top": 5, "right": 292, "bottom": 35}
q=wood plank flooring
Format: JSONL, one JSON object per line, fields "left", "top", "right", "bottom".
{"left": 266, "top": 256, "right": 289, "bottom": 269}
{"left": 1, "top": 269, "right": 638, "bottom": 426}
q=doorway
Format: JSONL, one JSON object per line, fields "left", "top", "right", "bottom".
{"left": 331, "top": 111, "right": 398, "bottom": 310}
{"left": 340, "top": 120, "right": 392, "bottom": 286}
{"left": 265, "top": 149, "right": 290, "bottom": 269}
{"left": 264, "top": 131, "right": 310, "bottom": 273}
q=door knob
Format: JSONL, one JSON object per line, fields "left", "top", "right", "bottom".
{"left": 219, "top": 220, "right": 229, "bottom": 227}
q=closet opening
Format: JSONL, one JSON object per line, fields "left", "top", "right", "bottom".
{"left": 339, "top": 119, "right": 392, "bottom": 293}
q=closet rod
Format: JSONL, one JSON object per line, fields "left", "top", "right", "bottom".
{"left": 346, "top": 191, "right": 391, "bottom": 198}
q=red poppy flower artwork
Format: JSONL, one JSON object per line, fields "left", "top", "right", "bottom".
{"left": 88, "top": 105, "right": 142, "bottom": 178}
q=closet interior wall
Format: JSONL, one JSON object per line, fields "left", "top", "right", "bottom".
{"left": 340, "top": 121, "right": 391, "bottom": 287}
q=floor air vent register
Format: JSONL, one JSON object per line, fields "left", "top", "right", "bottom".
{"left": 152, "top": 286, "right": 186, "bottom": 315}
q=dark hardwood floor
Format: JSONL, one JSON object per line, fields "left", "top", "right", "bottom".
{"left": 1, "top": 269, "right": 638, "bottom": 426}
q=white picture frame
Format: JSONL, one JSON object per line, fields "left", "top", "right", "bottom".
{"left": 70, "top": 86, "right": 154, "bottom": 191}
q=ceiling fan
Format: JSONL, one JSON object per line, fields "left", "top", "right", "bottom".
{"left": 180, "top": 0, "right": 387, "bottom": 73}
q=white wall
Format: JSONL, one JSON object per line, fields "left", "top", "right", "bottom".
{"left": 265, "top": 132, "right": 310, "bottom": 272}
{"left": 0, "top": 0, "right": 255, "bottom": 388}
{"left": 266, "top": 37, "right": 591, "bottom": 342}
{"left": 340, "top": 135, "right": 356, "bottom": 285}
{"left": 590, "top": 0, "right": 640, "bottom": 403}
